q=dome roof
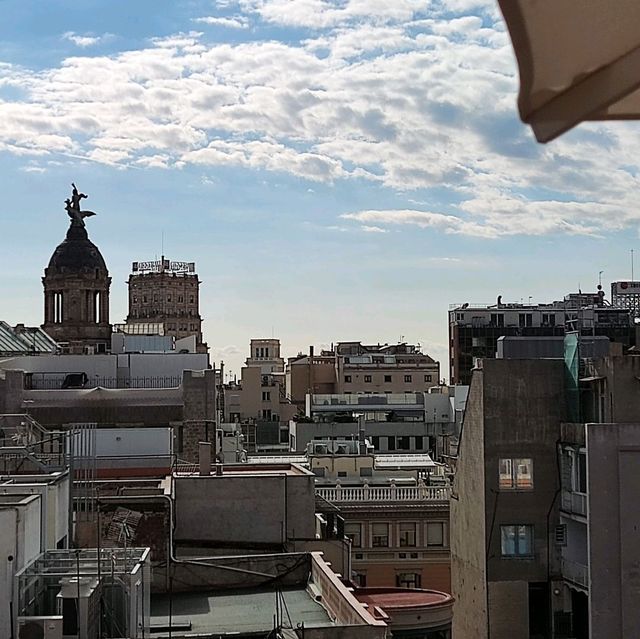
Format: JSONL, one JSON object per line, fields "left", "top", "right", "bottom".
{"left": 47, "top": 224, "right": 108, "bottom": 273}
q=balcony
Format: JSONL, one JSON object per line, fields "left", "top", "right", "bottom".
{"left": 311, "top": 393, "right": 424, "bottom": 409}
{"left": 316, "top": 483, "right": 450, "bottom": 503}
{"left": 561, "top": 490, "right": 587, "bottom": 518}
{"left": 561, "top": 558, "right": 588, "bottom": 590}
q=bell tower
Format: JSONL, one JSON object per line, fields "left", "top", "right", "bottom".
{"left": 42, "top": 184, "right": 112, "bottom": 353}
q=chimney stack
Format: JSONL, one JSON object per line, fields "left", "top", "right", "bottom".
{"left": 199, "top": 441, "right": 212, "bottom": 476}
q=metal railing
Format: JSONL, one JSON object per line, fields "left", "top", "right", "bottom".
{"left": 561, "top": 558, "right": 588, "bottom": 589}
{"left": 316, "top": 483, "right": 450, "bottom": 503}
{"left": 312, "top": 393, "right": 424, "bottom": 407}
{"left": 561, "top": 490, "right": 587, "bottom": 517}
{"left": 25, "top": 374, "right": 183, "bottom": 390}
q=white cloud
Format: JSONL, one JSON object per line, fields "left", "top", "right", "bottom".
{"left": 62, "top": 31, "right": 110, "bottom": 47}
{"left": 0, "top": 5, "right": 636, "bottom": 240}
{"left": 360, "top": 225, "right": 388, "bottom": 233}
{"left": 193, "top": 16, "right": 249, "bottom": 28}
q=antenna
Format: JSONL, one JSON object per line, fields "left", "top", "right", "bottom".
{"left": 161, "top": 230, "right": 165, "bottom": 257}
{"left": 598, "top": 270, "right": 604, "bottom": 287}
{"left": 632, "top": 249, "right": 635, "bottom": 281}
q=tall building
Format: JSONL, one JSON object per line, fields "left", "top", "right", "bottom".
{"left": 611, "top": 280, "right": 640, "bottom": 320}
{"left": 42, "top": 184, "right": 112, "bottom": 354}
{"left": 449, "top": 289, "right": 634, "bottom": 385}
{"left": 451, "top": 345, "right": 640, "bottom": 639}
{"left": 126, "top": 256, "right": 207, "bottom": 352}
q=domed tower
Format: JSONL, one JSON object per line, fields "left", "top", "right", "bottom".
{"left": 42, "top": 183, "right": 112, "bottom": 353}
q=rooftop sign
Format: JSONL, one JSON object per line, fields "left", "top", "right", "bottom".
{"left": 132, "top": 258, "right": 195, "bottom": 274}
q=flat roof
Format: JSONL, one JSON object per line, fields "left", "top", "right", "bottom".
{"left": 150, "top": 587, "right": 332, "bottom": 636}
{"left": 174, "top": 463, "right": 312, "bottom": 478}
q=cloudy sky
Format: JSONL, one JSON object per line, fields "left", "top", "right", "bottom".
{"left": 1, "top": 0, "right": 638, "bottom": 378}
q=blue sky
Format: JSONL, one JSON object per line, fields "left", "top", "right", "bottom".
{"left": 1, "top": 0, "right": 639, "bottom": 378}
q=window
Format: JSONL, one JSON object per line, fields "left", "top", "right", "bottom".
{"left": 426, "top": 522, "right": 444, "bottom": 547}
{"left": 577, "top": 452, "right": 587, "bottom": 493}
{"left": 396, "top": 573, "right": 421, "bottom": 589}
{"left": 353, "top": 571, "right": 367, "bottom": 587}
{"left": 167, "top": 295, "right": 172, "bottom": 302}
{"left": 415, "top": 436, "right": 424, "bottom": 450}
{"left": 344, "top": 375, "right": 352, "bottom": 383}
{"left": 371, "top": 436, "right": 379, "bottom": 450}
{"left": 190, "top": 295, "right": 194, "bottom": 303}
{"left": 398, "top": 436, "right": 410, "bottom": 450}
{"left": 542, "top": 313, "right": 555, "bottom": 326}
{"left": 399, "top": 522, "right": 416, "bottom": 547}
{"left": 404, "top": 375, "right": 412, "bottom": 383}
{"left": 387, "top": 436, "right": 396, "bottom": 451}
{"left": 372, "top": 523, "right": 389, "bottom": 547}
{"left": 384, "top": 375, "right": 392, "bottom": 383}
{"left": 500, "top": 525, "right": 534, "bottom": 557}
{"left": 519, "top": 313, "right": 533, "bottom": 327}
{"left": 178, "top": 295, "right": 184, "bottom": 303}
{"left": 424, "top": 374, "right": 432, "bottom": 382}
{"left": 262, "top": 391, "right": 271, "bottom": 401}
{"left": 499, "top": 458, "right": 533, "bottom": 490}
{"left": 261, "top": 409, "right": 272, "bottom": 420}
{"left": 345, "top": 523, "right": 361, "bottom": 548}
{"left": 490, "top": 313, "right": 505, "bottom": 327}
{"left": 364, "top": 375, "right": 372, "bottom": 383}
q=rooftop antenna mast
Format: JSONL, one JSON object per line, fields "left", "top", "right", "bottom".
{"left": 632, "top": 249, "right": 635, "bottom": 281}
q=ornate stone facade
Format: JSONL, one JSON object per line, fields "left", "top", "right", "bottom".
{"left": 126, "top": 257, "right": 206, "bottom": 352}
{"left": 42, "top": 221, "right": 112, "bottom": 353}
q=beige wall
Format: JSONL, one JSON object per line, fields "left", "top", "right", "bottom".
{"left": 451, "top": 370, "right": 488, "bottom": 639}
{"left": 337, "top": 364, "right": 440, "bottom": 394}
{"left": 288, "top": 356, "right": 337, "bottom": 406}
{"left": 225, "top": 366, "right": 297, "bottom": 423}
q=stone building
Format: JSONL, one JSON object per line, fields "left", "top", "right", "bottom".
{"left": 42, "top": 191, "right": 111, "bottom": 354}
{"left": 126, "top": 256, "right": 207, "bottom": 352}
{"left": 287, "top": 342, "right": 441, "bottom": 409}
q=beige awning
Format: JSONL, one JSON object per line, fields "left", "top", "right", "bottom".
{"left": 498, "top": 1, "right": 640, "bottom": 142}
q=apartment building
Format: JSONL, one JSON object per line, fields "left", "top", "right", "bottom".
{"left": 291, "top": 388, "right": 467, "bottom": 459}
{"left": 223, "top": 339, "right": 297, "bottom": 450}
{"left": 452, "top": 340, "right": 640, "bottom": 639}
{"left": 449, "top": 288, "right": 634, "bottom": 385}
{"left": 287, "top": 341, "right": 441, "bottom": 408}
{"left": 312, "top": 441, "right": 451, "bottom": 594}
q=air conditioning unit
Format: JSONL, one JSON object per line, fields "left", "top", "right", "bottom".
{"left": 314, "top": 444, "right": 329, "bottom": 455}
{"left": 18, "top": 617, "right": 63, "bottom": 639}
{"left": 335, "top": 444, "right": 349, "bottom": 455}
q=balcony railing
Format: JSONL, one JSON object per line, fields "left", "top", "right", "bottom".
{"left": 561, "top": 490, "right": 587, "bottom": 517}
{"left": 316, "top": 484, "right": 450, "bottom": 503}
{"left": 25, "top": 374, "right": 183, "bottom": 390}
{"left": 561, "top": 558, "right": 588, "bottom": 590}
{"left": 312, "top": 393, "right": 424, "bottom": 407}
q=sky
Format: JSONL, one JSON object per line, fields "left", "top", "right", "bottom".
{"left": 1, "top": 0, "right": 639, "bottom": 380}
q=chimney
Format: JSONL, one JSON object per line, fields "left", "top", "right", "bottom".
{"left": 309, "top": 345, "right": 314, "bottom": 358}
{"left": 358, "top": 414, "right": 366, "bottom": 455}
{"left": 199, "top": 441, "right": 211, "bottom": 476}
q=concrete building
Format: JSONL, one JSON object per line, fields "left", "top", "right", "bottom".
{"left": 174, "top": 462, "right": 317, "bottom": 553}
{"left": 126, "top": 256, "right": 207, "bottom": 352}
{"left": 449, "top": 288, "right": 634, "bottom": 385}
{"left": 450, "top": 358, "right": 565, "bottom": 639}
{"left": 451, "top": 344, "right": 640, "bottom": 639}
{"left": 287, "top": 342, "right": 441, "bottom": 409}
{"left": 224, "top": 339, "right": 298, "bottom": 451}
{"left": 292, "top": 388, "right": 467, "bottom": 459}
{"left": 42, "top": 199, "right": 112, "bottom": 354}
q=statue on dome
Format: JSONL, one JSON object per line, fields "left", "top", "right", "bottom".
{"left": 65, "top": 183, "right": 96, "bottom": 227}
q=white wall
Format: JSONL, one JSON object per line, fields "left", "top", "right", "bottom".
{"left": 87, "top": 427, "right": 173, "bottom": 457}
